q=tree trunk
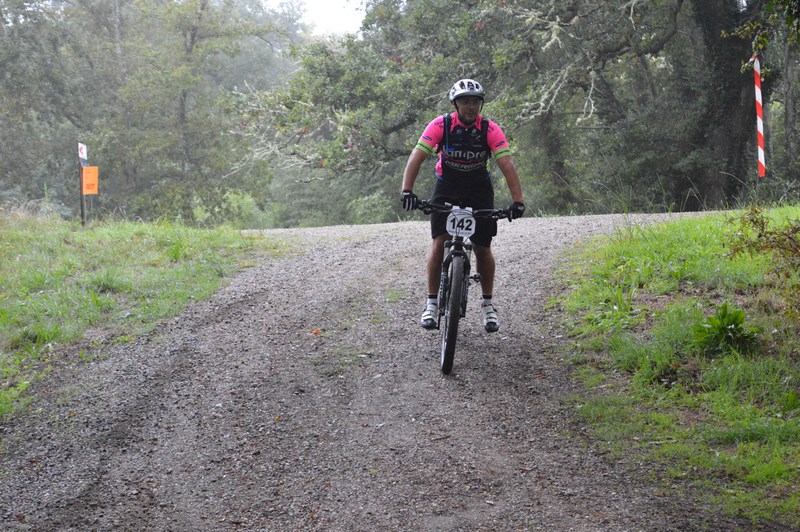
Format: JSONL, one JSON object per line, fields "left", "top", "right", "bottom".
{"left": 688, "top": 0, "right": 761, "bottom": 209}
{"left": 540, "top": 109, "right": 577, "bottom": 209}
{"left": 785, "top": 40, "right": 797, "bottom": 159}
{"left": 112, "top": 0, "right": 127, "bottom": 82}
{"left": 590, "top": 69, "right": 626, "bottom": 124}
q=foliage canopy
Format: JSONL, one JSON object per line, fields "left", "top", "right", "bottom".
{"left": 1, "top": 0, "right": 798, "bottom": 225}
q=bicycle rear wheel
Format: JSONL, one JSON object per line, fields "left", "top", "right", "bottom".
{"left": 440, "top": 255, "right": 465, "bottom": 374}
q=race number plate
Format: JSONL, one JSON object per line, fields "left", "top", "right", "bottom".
{"left": 446, "top": 208, "right": 476, "bottom": 238}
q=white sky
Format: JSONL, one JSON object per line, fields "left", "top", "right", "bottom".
{"left": 270, "top": 0, "right": 366, "bottom": 36}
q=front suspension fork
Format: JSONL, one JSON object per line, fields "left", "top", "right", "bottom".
{"left": 437, "top": 240, "right": 477, "bottom": 320}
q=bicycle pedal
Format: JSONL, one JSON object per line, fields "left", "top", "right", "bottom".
{"left": 470, "top": 274, "right": 481, "bottom": 282}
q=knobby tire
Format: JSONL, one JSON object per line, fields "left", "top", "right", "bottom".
{"left": 441, "top": 254, "right": 464, "bottom": 374}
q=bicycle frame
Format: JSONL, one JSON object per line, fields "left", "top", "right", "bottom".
{"left": 417, "top": 200, "right": 508, "bottom": 374}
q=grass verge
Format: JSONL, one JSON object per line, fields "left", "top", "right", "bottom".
{"left": 0, "top": 209, "right": 289, "bottom": 416}
{"left": 558, "top": 205, "right": 800, "bottom": 528}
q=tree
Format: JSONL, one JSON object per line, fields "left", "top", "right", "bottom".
{"left": 681, "top": 0, "right": 761, "bottom": 207}
{"left": 5, "top": 0, "right": 798, "bottom": 225}
{"left": 0, "top": 0, "right": 83, "bottom": 209}
{"left": 233, "top": 0, "right": 512, "bottom": 222}
{"left": 1, "top": 0, "right": 299, "bottom": 222}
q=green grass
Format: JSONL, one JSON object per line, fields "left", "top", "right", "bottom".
{"left": 0, "top": 209, "right": 289, "bottom": 416}
{"left": 560, "top": 205, "right": 800, "bottom": 528}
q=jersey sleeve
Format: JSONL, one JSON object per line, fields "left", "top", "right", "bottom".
{"left": 414, "top": 116, "right": 445, "bottom": 155}
{"left": 486, "top": 120, "right": 512, "bottom": 159}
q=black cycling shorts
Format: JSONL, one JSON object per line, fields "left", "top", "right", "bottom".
{"left": 430, "top": 177, "right": 496, "bottom": 247}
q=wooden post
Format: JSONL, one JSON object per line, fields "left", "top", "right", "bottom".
{"left": 80, "top": 162, "right": 87, "bottom": 226}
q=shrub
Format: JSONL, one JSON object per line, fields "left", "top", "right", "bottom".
{"left": 692, "top": 303, "right": 760, "bottom": 356}
{"left": 729, "top": 207, "right": 800, "bottom": 316}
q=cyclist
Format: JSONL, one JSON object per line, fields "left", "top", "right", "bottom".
{"left": 400, "top": 78, "right": 525, "bottom": 333}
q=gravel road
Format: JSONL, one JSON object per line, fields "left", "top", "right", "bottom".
{"left": 1, "top": 214, "right": 750, "bottom": 530}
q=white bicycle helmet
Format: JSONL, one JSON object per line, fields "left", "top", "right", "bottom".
{"left": 448, "top": 78, "right": 485, "bottom": 102}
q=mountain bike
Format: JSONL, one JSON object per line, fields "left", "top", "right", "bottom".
{"left": 417, "top": 200, "right": 510, "bottom": 374}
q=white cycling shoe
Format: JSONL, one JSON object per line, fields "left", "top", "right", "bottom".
{"left": 481, "top": 303, "right": 499, "bottom": 333}
{"left": 420, "top": 302, "right": 438, "bottom": 330}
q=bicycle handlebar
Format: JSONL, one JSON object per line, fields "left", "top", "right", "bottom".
{"left": 416, "top": 200, "right": 511, "bottom": 221}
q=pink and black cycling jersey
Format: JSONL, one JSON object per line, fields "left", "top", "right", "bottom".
{"left": 415, "top": 113, "right": 512, "bottom": 185}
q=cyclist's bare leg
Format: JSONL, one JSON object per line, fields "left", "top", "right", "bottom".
{"left": 474, "top": 244, "right": 499, "bottom": 332}
{"left": 427, "top": 234, "right": 449, "bottom": 295}
{"left": 473, "top": 244, "right": 495, "bottom": 296}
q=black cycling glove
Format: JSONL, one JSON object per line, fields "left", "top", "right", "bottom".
{"left": 508, "top": 201, "right": 526, "bottom": 221}
{"left": 401, "top": 190, "right": 418, "bottom": 211}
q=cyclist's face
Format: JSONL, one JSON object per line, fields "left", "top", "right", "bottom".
{"left": 453, "top": 96, "right": 482, "bottom": 124}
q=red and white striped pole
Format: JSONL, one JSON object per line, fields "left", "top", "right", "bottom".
{"left": 752, "top": 55, "right": 766, "bottom": 179}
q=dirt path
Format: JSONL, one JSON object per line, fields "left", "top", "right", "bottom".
{"left": 1, "top": 215, "right": 746, "bottom": 530}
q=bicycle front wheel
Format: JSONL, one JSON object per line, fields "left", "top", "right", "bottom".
{"left": 440, "top": 254, "right": 465, "bottom": 374}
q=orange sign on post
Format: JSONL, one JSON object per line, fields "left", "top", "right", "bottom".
{"left": 82, "top": 166, "right": 99, "bottom": 195}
